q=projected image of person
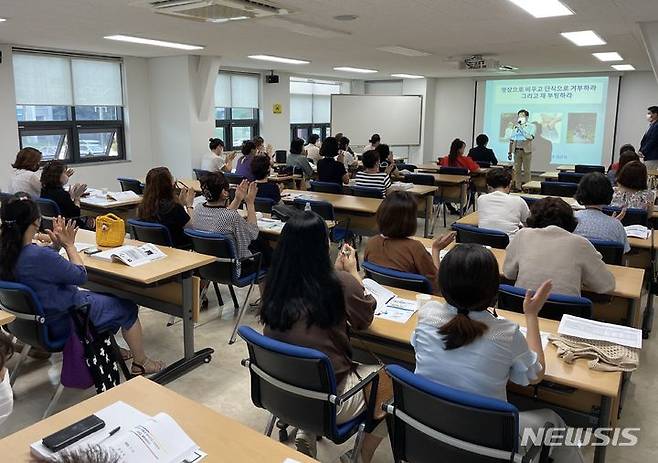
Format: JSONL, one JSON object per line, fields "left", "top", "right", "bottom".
{"left": 567, "top": 113, "right": 597, "bottom": 144}
{"left": 508, "top": 109, "right": 535, "bottom": 190}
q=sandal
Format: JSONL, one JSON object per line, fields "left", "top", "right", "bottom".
{"left": 131, "top": 358, "right": 165, "bottom": 376}
{"left": 119, "top": 347, "right": 133, "bottom": 361}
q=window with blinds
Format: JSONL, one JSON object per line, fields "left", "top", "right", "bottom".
{"left": 13, "top": 52, "right": 125, "bottom": 163}
{"left": 290, "top": 79, "right": 341, "bottom": 142}
{"left": 214, "top": 72, "right": 260, "bottom": 150}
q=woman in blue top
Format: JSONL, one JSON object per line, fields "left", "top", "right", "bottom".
{"left": 235, "top": 140, "right": 258, "bottom": 181}
{"left": 0, "top": 195, "right": 164, "bottom": 375}
{"left": 412, "top": 244, "right": 583, "bottom": 463}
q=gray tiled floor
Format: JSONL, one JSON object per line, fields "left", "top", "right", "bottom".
{"left": 1, "top": 218, "right": 656, "bottom": 462}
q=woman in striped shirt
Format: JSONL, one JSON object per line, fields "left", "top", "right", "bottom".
{"left": 354, "top": 150, "right": 393, "bottom": 195}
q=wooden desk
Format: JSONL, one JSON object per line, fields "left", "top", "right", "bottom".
{"left": 557, "top": 165, "right": 576, "bottom": 172}
{"left": 540, "top": 171, "right": 559, "bottom": 180}
{"left": 351, "top": 286, "right": 621, "bottom": 463}
{"left": 76, "top": 230, "right": 216, "bottom": 383}
{"left": 0, "top": 310, "right": 15, "bottom": 326}
{"left": 0, "top": 376, "right": 316, "bottom": 463}
{"left": 521, "top": 180, "right": 542, "bottom": 192}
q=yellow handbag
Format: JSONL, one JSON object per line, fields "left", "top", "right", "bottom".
{"left": 95, "top": 213, "right": 126, "bottom": 247}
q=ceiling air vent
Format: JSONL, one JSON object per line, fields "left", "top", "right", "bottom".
{"left": 132, "top": 0, "right": 290, "bottom": 23}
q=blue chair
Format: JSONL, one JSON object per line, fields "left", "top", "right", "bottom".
{"left": 238, "top": 326, "right": 382, "bottom": 462}
{"left": 557, "top": 172, "right": 585, "bottom": 184}
{"left": 602, "top": 206, "right": 648, "bottom": 227}
{"left": 310, "top": 181, "right": 343, "bottom": 194}
{"left": 254, "top": 197, "right": 276, "bottom": 214}
{"left": 519, "top": 196, "right": 539, "bottom": 207}
{"left": 36, "top": 198, "right": 62, "bottom": 231}
{"left": 384, "top": 365, "right": 550, "bottom": 463}
{"left": 225, "top": 172, "right": 246, "bottom": 185}
{"left": 476, "top": 160, "right": 491, "bottom": 168}
{"left": 193, "top": 168, "right": 212, "bottom": 181}
{"left": 0, "top": 192, "right": 14, "bottom": 204}
{"left": 184, "top": 229, "right": 265, "bottom": 344}
{"left": 439, "top": 166, "right": 469, "bottom": 176}
{"left": 540, "top": 181, "right": 577, "bottom": 198}
{"left": 117, "top": 177, "right": 144, "bottom": 195}
{"left": 292, "top": 199, "right": 354, "bottom": 245}
{"left": 127, "top": 219, "right": 174, "bottom": 247}
{"left": 498, "top": 284, "right": 592, "bottom": 320}
{"left": 589, "top": 239, "right": 625, "bottom": 265}
{"left": 405, "top": 173, "right": 435, "bottom": 186}
{"left": 575, "top": 164, "right": 605, "bottom": 174}
{"left": 362, "top": 261, "right": 433, "bottom": 294}
{"left": 351, "top": 186, "right": 384, "bottom": 199}
{"left": 397, "top": 164, "right": 417, "bottom": 172}
{"left": 452, "top": 223, "right": 510, "bottom": 249}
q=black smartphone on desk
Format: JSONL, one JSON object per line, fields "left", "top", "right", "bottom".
{"left": 42, "top": 414, "right": 105, "bottom": 452}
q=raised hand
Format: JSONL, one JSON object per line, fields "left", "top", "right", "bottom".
{"left": 523, "top": 280, "right": 553, "bottom": 317}
{"left": 432, "top": 231, "right": 457, "bottom": 251}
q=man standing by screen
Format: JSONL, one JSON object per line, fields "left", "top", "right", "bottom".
{"left": 508, "top": 109, "right": 535, "bottom": 190}
{"left": 639, "top": 106, "right": 658, "bottom": 170}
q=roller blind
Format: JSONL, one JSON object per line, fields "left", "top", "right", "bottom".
{"left": 290, "top": 94, "right": 313, "bottom": 123}
{"left": 214, "top": 72, "right": 259, "bottom": 108}
{"left": 365, "top": 80, "right": 403, "bottom": 95}
{"left": 72, "top": 59, "right": 123, "bottom": 106}
{"left": 13, "top": 54, "right": 73, "bottom": 106}
{"left": 313, "top": 95, "right": 331, "bottom": 123}
{"left": 290, "top": 80, "right": 340, "bottom": 124}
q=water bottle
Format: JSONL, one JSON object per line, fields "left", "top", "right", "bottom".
{"left": 304, "top": 201, "right": 312, "bottom": 212}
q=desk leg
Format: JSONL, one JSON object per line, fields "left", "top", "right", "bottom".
{"left": 151, "top": 272, "right": 214, "bottom": 385}
{"left": 424, "top": 194, "right": 432, "bottom": 238}
{"left": 593, "top": 396, "right": 612, "bottom": 463}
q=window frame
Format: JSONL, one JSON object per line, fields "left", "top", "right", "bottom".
{"left": 215, "top": 107, "right": 260, "bottom": 151}
{"left": 289, "top": 123, "right": 330, "bottom": 142}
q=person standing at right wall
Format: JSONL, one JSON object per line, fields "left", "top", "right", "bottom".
{"left": 639, "top": 106, "right": 658, "bottom": 171}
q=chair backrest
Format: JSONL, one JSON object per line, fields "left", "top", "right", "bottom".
{"left": 238, "top": 326, "right": 343, "bottom": 440}
{"left": 193, "top": 168, "right": 212, "bottom": 181}
{"left": 404, "top": 173, "right": 435, "bottom": 186}
{"left": 117, "top": 177, "right": 144, "bottom": 195}
{"left": 601, "top": 206, "right": 648, "bottom": 227}
{"left": 225, "top": 172, "right": 246, "bottom": 185}
{"left": 309, "top": 181, "right": 343, "bottom": 194}
{"left": 476, "top": 161, "right": 491, "bottom": 168}
{"left": 292, "top": 199, "right": 335, "bottom": 221}
{"left": 0, "top": 281, "right": 67, "bottom": 352}
{"left": 351, "top": 186, "right": 384, "bottom": 199}
{"left": 439, "top": 167, "right": 469, "bottom": 176}
{"left": 36, "top": 198, "right": 61, "bottom": 218}
{"left": 519, "top": 195, "right": 539, "bottom": 207}
{"left": 452, "top": 223, "right": 510, "bottom": 249}
{"left": 589, "top": 239, "right": 625, "bottom": 265}
{"left": 0, "top": 192, "right": 14, "bottom": 204}
{"left": 498, "top": 284, "right": 592, "bottom": 320}
{"left": 557, "top": 172, "right": 585, "bottom": 184}
{"left": 540, "top": 181, "right": 578, "bottom": 198}
{"left": 254, "top": 197, "right": 276, "bottom": 214}
{"left": 362, "top": 261, "right": 433, "bottom": 294}
{"left": 574, "top": 164, "right": 605, "bottom": 174}
{"left": 385, "top": 364, "right": 521, "bottom": 463}
{"left": 397, "top": 163, "right": 417, "bottom": 172}
{"left": 275, "top": 150, "right": 287, "bottom": 163}
{"left": 184, "top": 229, "right": 238, "bottom": 283}
{"left": 126, "top": 219, "right": 173, "bottom": 246}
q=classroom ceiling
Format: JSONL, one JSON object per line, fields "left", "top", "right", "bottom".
{"left": 0, "top": 0, "right": 656, "bottom": 78}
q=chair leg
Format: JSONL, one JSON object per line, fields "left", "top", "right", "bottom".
{"left": 264, "top": 413, "right": 276, "bottom": 437}
{"left": 43, "top": 383, "right": 65, "bottom": 419}
{"left": 9, "top": 343, "right": 31, "bottom": 386}
{"left": 228, "top": 285, "right": 240, "bottom": 313}
{"left": 229, "top": 282, "right": 255, "bottom": 345}
{"left": 350, "top": 423, "right": 366, "bottom": 463}
{"left": 213, "top": 282, "right": 224, "bottom": 306}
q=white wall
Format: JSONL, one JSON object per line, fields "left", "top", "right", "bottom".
{"left": 260, "top": 71, "right": 291, "bottom": 152}
{"left": 0, "top": 44, "right": 20, "bottom": 190}
{"left": 431, "top": 77, "right": 476, "bottom": 161}
{"left": 614, "top": 71, "right": 658, "bottom": 158}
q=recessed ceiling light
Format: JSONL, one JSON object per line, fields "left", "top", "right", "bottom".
{"left": 248, "top": 54, "right": 310, "bottom": 65}
{"left": 333, "top": 14, "right": 358, "bottom": 21}
{"left": 391, "top": 74, "right": 424, "bottom": 79}
{"left": 592, "top": 52, "right": 623, "bottom": 62}
{"left": 561, "top": 30, "right": 606, "bottom": 46}
{"left": 0, "top": 18, "right": 6, "bottom": 22}
{"left": 612, "top": 64, "right": 636, "bottom": 71}
{"left": 377, "top": 46, "right": 432, "bottom": 57}
{"left": 208, "top": 16, "right": 249, "bottom": 23}
{"left": 508, "top": 0, "right": 574, "bottom": 18}
{"left": 333, "top": 66, "right": 378, "bottom": 74}
{"left": 104, "top": 35, "right": 204, "bottom": 50}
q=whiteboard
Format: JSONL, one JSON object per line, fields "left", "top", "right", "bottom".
{"left": 331, "top": 95, "right": 422, "bottom": 146}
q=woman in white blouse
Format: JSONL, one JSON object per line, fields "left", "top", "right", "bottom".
{"left": 412, "top": 244, "right": 583, "bottom": 463}
{"left": 8, "top": 147, "right": 42, "bottom": 198}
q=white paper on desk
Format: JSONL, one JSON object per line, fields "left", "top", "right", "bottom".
{"left": 558, "top": 314, "right": 643, "bottom": 349}
{"left": 362, "top": 278, "right": 396, "bottom": 309}
{"left": 107, "top": 190, "right": 139, "bottom": 201}
{"left": 519, "top": 326, "right": 551, "bottom": 350}
{"left": 258, "top": 218, "right": 284, "bottom": 231}
{"left": 375, "top": 298, "right": 417, "bottom": 324}
{"left": 625, "top": 225, "right": 650, "bottom": 239}
{"left": 390, "top": 182, "right": 413, "bottom": 190}
{"left": 59, "top": 243, "right": 96, "bottom": 256}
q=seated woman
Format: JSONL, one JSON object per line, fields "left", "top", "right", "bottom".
{"left": 40, "top": 161, "right": 92, "bottom": 229}
{"left": 259, "top": 211, "right": 383, "bottom": 462}
{"left": 317, "top": 137, "right": 349, "bottom": 185}
{"left": 253, "top": 135, "right": 273, "bottom": 158}
{"left": 137, "top": 167, "right": 195, "bottom": 248}
{"left": 364, "top": 191, "right": 455, "bottom": 294}
{"left": 304, "top": 134, "right": 321, "bottom": 164}
{"left": 8, "top": 147, "right": 43, "bottom": 198}
{"left": 235, "top": 140, "right": 258, "bottom": 181}
{"left": 611, "top": 161, "right": 655, "bottom": 211}
{"left": 477, "top": 168, "right": 530, "bottom": 237}
{"left": 375, "top": 144, "right": 398, "bottom": 177}
{"left": 468, "top": 134, "right": 498, "bottom": 166}
{"left": 439, "top": 138, "right": 481, "bottom": 173}
{"left": 413, "top": 244, "right": 583, "bottom": 463}
{"left": 354, "top": 150, "right": 393, "bottom": 195}
{"left": 503, "top": 197, "right": 615, "bottom": 297}
{"left": 0, "top": 333, "right": 13, "bottom": 426}
{"left": 191, "top": 173, "right": 271, "bottom": 276}
{"left": 202, "top": 138, "right": 235, "bottom": 173}
{"left": 607, "top": 144, "right": 638, "bottom": 184}
{"left": 0, "top": 196, "right": 163, "bottom": 375}
{"left": 251, "top": 155, "right": 281, "bottom": 203}
{"left": 339, "top": 136, "right": 357, "bottom": 169}
{"left": 574, "top": 172, "right": 630, "bottom": 253}
{"left": 286, "top": 137, "right": 314, "bottom": 179}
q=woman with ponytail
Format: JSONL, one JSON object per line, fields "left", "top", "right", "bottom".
{"left": 438, "top": 138, "right": 481, "bottom": 173}
{"left": 412, "top": 244, "right": 583, "bottom": 462}
{"left": 0, "top": 195, "right": 164, "bottom": 375}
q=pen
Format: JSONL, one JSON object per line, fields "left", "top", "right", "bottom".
{"left": 97, "top": 426, "right": 121, "bottom": 444}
